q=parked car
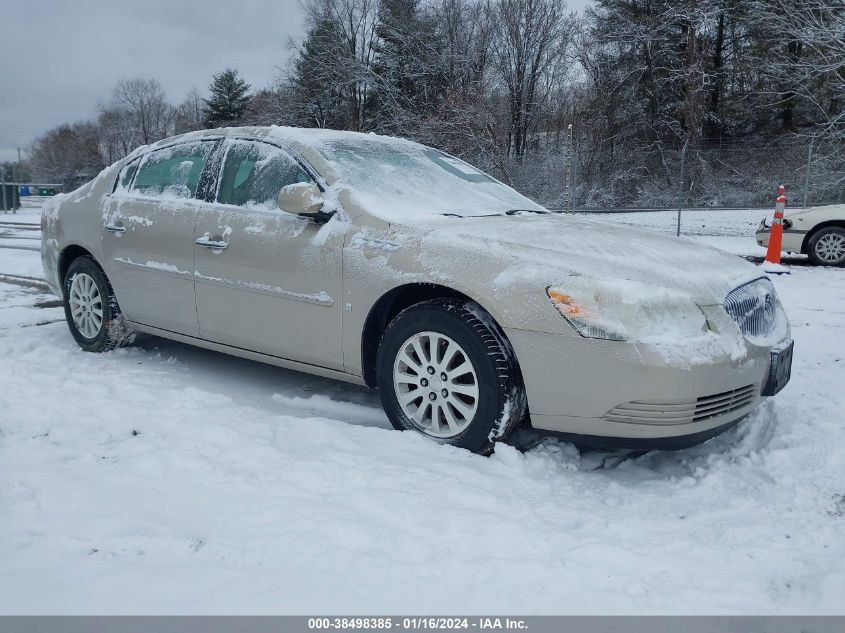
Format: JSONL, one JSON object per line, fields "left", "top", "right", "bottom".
{"left": 42, "top": 127, "right": 793, "bottom": 453}
{"left": 756, "top": 203, "right": 845, "bottom": 266}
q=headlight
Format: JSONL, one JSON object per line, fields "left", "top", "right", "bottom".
{"left": 546, "top": 277, "right": 709, "bottom": 342}
{"left": 759, "top": 217, "right": 791, "bottom": 230}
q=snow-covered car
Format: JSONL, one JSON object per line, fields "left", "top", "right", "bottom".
{"left": 756, "top": 203, "right": 845, "bottom": 266}
{"left": 42, "top": 126, "right": 793, "bottom": 453}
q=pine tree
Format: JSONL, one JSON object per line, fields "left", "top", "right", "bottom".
{"left": 204, "top": 68, "right": 252, "bottom": 128}
{"left": 371, "top": 0, "right": 444, "bottom": 132}
{"left": 291, "top": 19, "right": 350, "bottom": 129}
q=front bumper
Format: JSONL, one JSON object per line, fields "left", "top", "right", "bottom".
{"left": 506, "top": 323, "right": 791, "bottom": 448}
{"left": 537, "top": 415, "right": 751, "bottom": 451}
{"left": 755, "top": 222, "right": 805, "bottom": 253}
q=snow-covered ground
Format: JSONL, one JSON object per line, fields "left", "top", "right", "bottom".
{"left": 1, "top": 202, "right": 843, "bottom": 614}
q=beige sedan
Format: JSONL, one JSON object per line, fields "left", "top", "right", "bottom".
{"left": 42, "top": 126, "right": 793, "bottom": 453}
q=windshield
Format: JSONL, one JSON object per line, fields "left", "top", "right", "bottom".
{"left": 312, "top": 138, "right": 546, "bottom": 221}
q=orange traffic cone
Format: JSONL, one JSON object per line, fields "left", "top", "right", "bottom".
{"left": 761, "top": 185, "right": 790, "bottom": 275}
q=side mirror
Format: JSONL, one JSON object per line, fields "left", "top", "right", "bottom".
{"left": 277, "top": 182, "right": 326, "bottom": 219}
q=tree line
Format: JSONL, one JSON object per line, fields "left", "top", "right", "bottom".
{"left": 5, "top": 0, "right": 843, "bottom": 206}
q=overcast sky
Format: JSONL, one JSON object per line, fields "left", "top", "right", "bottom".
{"left": 0, "top": 0, "right": 591, "bottom": 164}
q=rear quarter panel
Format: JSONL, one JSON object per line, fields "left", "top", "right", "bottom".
{"left": 41, "top": 164, "right": 123, "bottom": 295}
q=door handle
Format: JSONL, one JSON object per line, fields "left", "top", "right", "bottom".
{"left": 104, "top": 222, "right": 125, "bottom": 233}
{"left": 195, "top": 236, "right": 228, "bottom": 250}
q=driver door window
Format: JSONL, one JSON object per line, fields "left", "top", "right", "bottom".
{"left": 216, "top": 141, "right": 312, "bottom": 209}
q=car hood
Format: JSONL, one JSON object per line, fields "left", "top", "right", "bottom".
{"left": 785, "top": 202, "right": 845, "bottom": 219}
{"left": 419, "top": 213, "right": 763, "bottom": 305}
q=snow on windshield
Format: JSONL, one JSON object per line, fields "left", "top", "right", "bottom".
{"left": 312, "top": 137, "right": 546, "bottom": 221}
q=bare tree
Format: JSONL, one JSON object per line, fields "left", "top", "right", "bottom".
{"left": 19, "top": 0, "right": 845, "bottom": 209}
{"left": 410, "top": 0, "right": 495, "bottom": 155}
{"left": 111, "top": 78, "right": 173, "bottom": 145}
{"left": 173, "top": 88, "right": 205, "bottom": 134}
{"left": 241, "top": 85, "right": 300, "bottom": 126}
{"left": 489, "top": 0, "right": 577, "bottom": 158}
{"left": 97, "top": 104, "right": 138, "bottom": 163}
{"left": 29, "top": 122, "right": 104, "bottom": 188}
{"left": 751, "top": 0, "right": 845, "bottom": 142}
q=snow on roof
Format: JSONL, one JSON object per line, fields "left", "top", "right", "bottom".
{"left": 134, "top": 125, "right": 420, "bottom": 155}
{"left": 130, "top": 125, "right": 539, "bottom": 223}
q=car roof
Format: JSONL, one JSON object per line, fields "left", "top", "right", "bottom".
{"left": 136, "top": 126, "right": 420, "bottom": 155}
{"left": 124, "top": 125, "right": 424, "bottom": 185}
{"left": 121, "top": 125, "right": 422, "bottom": 185}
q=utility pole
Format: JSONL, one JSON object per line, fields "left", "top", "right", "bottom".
{"left": 563, "top": 124, "right": 573, "bottom": 214}
{"left": 803, "top": 136, "right": 814, "bottom": 209}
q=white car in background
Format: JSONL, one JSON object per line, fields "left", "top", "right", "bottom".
{"left": 756, "top": 203, "right": 845, "bottom": 266}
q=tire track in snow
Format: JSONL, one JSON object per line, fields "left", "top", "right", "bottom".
{"left": 0, "top": 273, "right": 49, "bottom": 291}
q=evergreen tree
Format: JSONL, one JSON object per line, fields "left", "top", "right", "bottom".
{"left": 290, "top": 19, "right": 351, "bottom": 129}
{"left": 371, "top": 0, "right": 444, "bottom": 132}
{"left": 204, "top": 68, "right": 252, "bottom": 128}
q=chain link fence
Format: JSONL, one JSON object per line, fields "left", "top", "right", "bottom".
{"left": 487, "top": 136, "right": 845, "bottom": 237}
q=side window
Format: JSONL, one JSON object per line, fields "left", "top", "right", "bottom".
{"left": 217, "top": 141, "right": 311, "bottom": 210}
{"left": 131, "top": 142, "right": 214, "bottom": 199}
{"left": 113, "top": 158, "right": 139, "bottom": 193}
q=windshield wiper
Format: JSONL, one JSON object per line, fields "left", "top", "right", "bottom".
{"left": 437, "top": 210, "right": 549, "bottom": 219}
{"left": 505, "top": 209, "right": 549, "bottom": 215}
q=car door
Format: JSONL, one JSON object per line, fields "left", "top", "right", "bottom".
{"left": 193, "top": 139, "right": 345, "bottom": 369}
{"left": 100, "top": 140, "right": 219, "bottom": 337}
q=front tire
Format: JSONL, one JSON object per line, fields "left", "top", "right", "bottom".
{"left": 62, "top": 256, "right": 134, "bottom": 352}
{"left": 807, "top": 226, "right": 845, "bottom": 266}
{"left": 376, "top": 299, "right": 526, "bottom": 454}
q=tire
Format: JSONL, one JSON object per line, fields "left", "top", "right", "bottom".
{"left": 376, "top": 298, "right": 527, "bottom": 454}
{"left": 807, "top": 226, "right": 845, "bottom": 267}
{"left": 62, "top": 256, "right": 134, "bottom": 352}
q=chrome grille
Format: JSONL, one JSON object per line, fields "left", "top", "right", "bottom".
{"left": 724, "top": 278, "right": 777, "bottom": 337}
{"left": 605, "top": 384, "right": 757, "bottom": 425}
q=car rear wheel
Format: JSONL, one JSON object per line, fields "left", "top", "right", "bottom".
{"left": 376, "top": 298, "right": 526, "bottom": 454}
{"left": 62, "top": 256, "right": 134, "bottom": 352}
{"left": 807, "top": 227, "right": 845, "bottom": 266}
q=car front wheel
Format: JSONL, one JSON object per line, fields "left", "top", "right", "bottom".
{"left": 376, "top": 298, "right": 526, "bottom": 454}
{"left": 807, "top": 226, "right": 845, "bottom": 266}
{"left": 62, "top": 256, "right": 134, "bottom": 352}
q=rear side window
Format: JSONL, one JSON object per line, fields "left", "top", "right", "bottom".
{"left": 216, "top": 140, "right": 311, "bottom": 210}
{"left": 131, "top": 142, "right": 215, "bottom": 199}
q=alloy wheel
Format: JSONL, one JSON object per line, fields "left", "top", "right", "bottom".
{"left": 392, "top": 331, "right": 479, "bottom": 438}
{"left": 69, "top": 272, "right": 104, "bottom": 338}
{"left": 814, "top": 232, "right": 845, "bottom": 263}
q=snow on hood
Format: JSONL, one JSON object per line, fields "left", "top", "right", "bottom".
{"left": 421, "top": 213, "right": 763, "bottom": 305}
{"left": 273, "top": 127, "right": 545, "bottom": 220}
{"left": 785, "top": 202, "right": 845, "bottom": 218}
